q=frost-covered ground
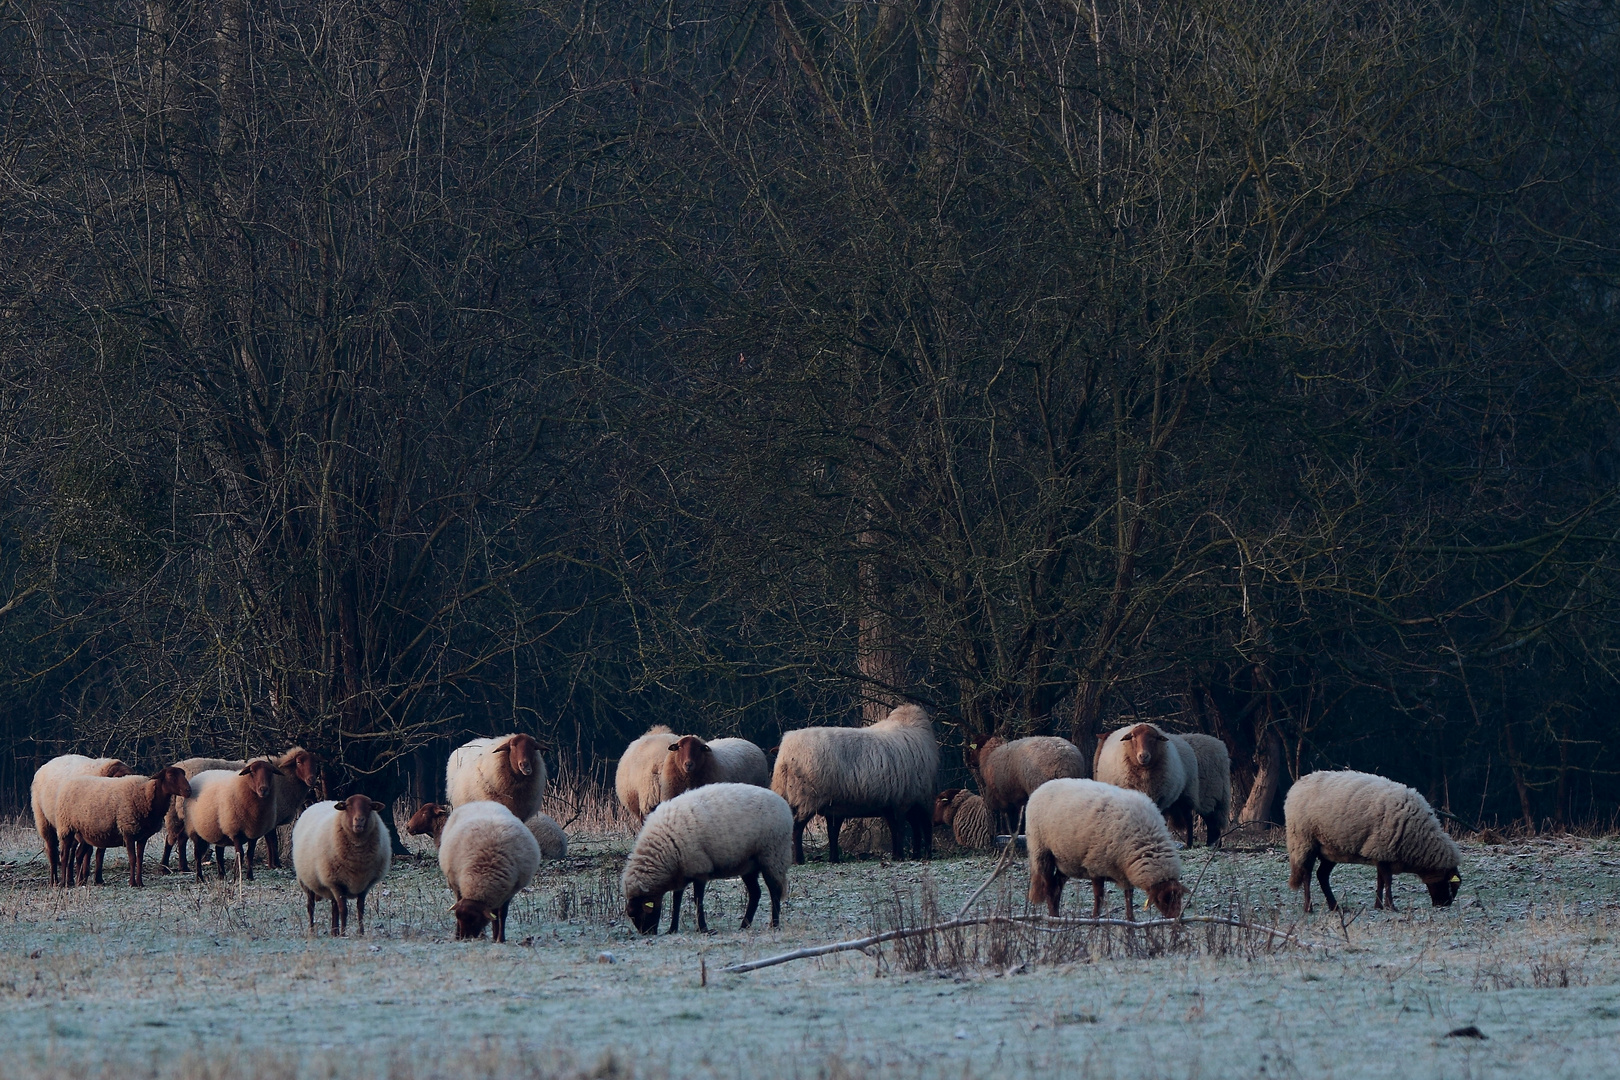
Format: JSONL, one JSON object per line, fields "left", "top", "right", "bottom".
{"left": 2, "top": 813, "right": 1618, "bottom": 1080}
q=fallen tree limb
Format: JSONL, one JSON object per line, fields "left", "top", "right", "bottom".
{"left": 721, "top": 912, "right": 1316, "bottom": 974}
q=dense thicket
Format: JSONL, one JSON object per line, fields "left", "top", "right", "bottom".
{"left": 1, "top": 0, "right": 1616, "bottom": 830}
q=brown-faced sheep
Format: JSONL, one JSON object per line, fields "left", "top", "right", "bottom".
{"left": 1093, "top": 723, "right": 1200, "bottom": 844}
{"left": 409, "top": 801, "right": 566, "bottom": 860}
{"left": 1285, "top": 770, "right": 1462, "bottom": 913}
{"left": 293, "top": 796, "right": 392, "bottom": 935}
{"left": 1181, "top": 733, "right": 1231, "bottom": 848}
{"left": 933, "top": 789, "right": 993, "bottom": 850}
{"left": 658, "top": 735, "right": 771, "bottom": 801}
{"left": 160, "top": 756, "right": 246, "bottom": 873}
{"left": 439, "top": 801, "right": 541, "bottom": 943}
{"left": 622, "top": 783, "right": 792, "bottom": 934}
{"left": 770, "top": 704, "right": 939, "bottom": 864}
{"left": 250, "top": 747, "right": 321, "bottom": 870}
{"left": 55, "top": 768, "right": 192, "bottom": 887}
{"left": 1025, "top": 778, "right": 1187, "bottom": 921}
{"left": 615, "top": 725, "right": 675, "bottom": 823}
{"left": 967, "top": 735, "right": 1087, "bottom": 835}
{"left": 446, "top": 734, "right": 547, "bottom": 821}
{"left": 31, "top": 755, "right": 133, "bottom": 886}
{"left": 179, "top": 761, "right": 279, "bottom": 881}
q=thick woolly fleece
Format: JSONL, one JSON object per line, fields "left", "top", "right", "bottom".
{"left": 615, "top": 726, "right": 676, "bottom": 823}
{"left": 620, "top": 783, "right": 793, "bottom": 902}
{"left": 1286, "top": 770, "right": 1460, "bottom": 884}
{"left": 445, "top": 735, "right": 547, "bottom": 822}
{"left": 770, "top": 705, "right": 938, "bottom": 822}
{"left": 293, "top": 801, "right": 392, "bottom": 904}
{"left": 439, "top": 801, "right": 541, "bottom": 914}
{"left": 1025, "top": 779, "right": 1183, "bottom": 896}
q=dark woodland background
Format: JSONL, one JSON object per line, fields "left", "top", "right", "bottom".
{"left": 1, "top": 0, "right": 1618, "bottom": 831}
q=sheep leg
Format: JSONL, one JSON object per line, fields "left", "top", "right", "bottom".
{"left": 1204, "top": 814, "right": 1222, "bottom": 850}
{"left": 1316, "top": 858, "right": 1339, "bottom": 912}
{"left": 92, "top": 847, "right": 107, "bottom": 886}
{"left": 305, "top": 890, "right": 317, "bottom": 932}
{"left": 1377, "top": 862, "right": 1397, "bottom": 911}
{"left": 44, "top": 826, "right": 60, "bottom": 886}
{"left": 265, "top": 830, "right": 281, "bottom": 870}
{"left": 1123, "top": 885, "right": 1136, "bottom": 922}
{"left": 825, "top": 815, "right": 843, "bottom": 864}
{"left": 885, "top": 813, "right": 904, "bottom": 861}
{"left": 495, "top": 900, "right": 510, "bottom": 944}
{"left": 194, "top": 839, "right": 207, "bottom": 882}
{"left": 1091, "top": 878, "right": 1106, "bottom": 919}
{"left": 667, "top": 881, "right": 684, "bottom": 934}
{"left": 765, "top": 870, "right": 784, "bottom": 928}
{"left": 60, "top": 836, "right": 76, "bottom": 887}
{"left": 740, "top": 872, "right": 762, "bottom": 929}
{"left": 239, "top": 838, "right": 254, "bottom": 881}
{"left": 692, "top": 880, "right": 709, "bottom": 933}
{"left": 356, "top": 891, "right": 367, "bottom": 937}
{"left": 213, "top": 844, "right": 227, "bottom": 880}
{"left": 792, "top": 819, "right": 807, "bottom": 865}
{"left": 126, "top": 840, "right": 140, "bottom": 887}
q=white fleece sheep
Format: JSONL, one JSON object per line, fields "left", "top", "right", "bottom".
{"left": 160, "top": 756, "right": 247, "bottom": 873}
{"left": 178, "top": 761, "right": 279, "bottom": 881}
{"left": 968, "top": 735, "right": 1088, "bottom": 834}
{"left": 439, "top": 801, "right": 541, "bottom": 942}
{"left": 54, "top": 768, "right": 192, "bottom": 887}
{"left": 408, "top": 802, "right": 567, "bottom": 860}
{"left": 659, "top": 735, "right": 771, "bottom": 801}
{"left": 1285, "top": 770, "right": 1462, "bottom": 912}
{"left": 293, "top": 796, "right": 392, "bottom": 936}
{"left": 770, "top": 703, "right": 939, "bottom": 864}
{"left": 1094, "top": 723, "right": 1201, "bottom": 844}
{"left": 615, "top": 725, "right": 675, "bottom": 823}
{"left": 31, "top": 754, "right": 132, "bottom": 886}
{"left": 621, "top": 783, "right": 792, "bottom": 935}
{"left": 445, "top": 734, "right": 547, "bottom": 821}
{"left": 1025, "top": 778, "right": 1187, "bottom": 921}
{"left": 1181, "top": 733, "right": 1231, "bottom": 848}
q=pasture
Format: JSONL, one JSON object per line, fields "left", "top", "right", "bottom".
{"left": 1, "top": 798, "right": 1617, "bottom": 1080}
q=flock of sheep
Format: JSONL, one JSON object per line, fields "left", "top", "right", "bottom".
{"left": 26, "top": 704, "right": 1463, "bottom": 943}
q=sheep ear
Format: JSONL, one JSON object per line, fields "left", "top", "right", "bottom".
{"left": 668, "top": 743, "right": 679, "bottom": 752}
{"left": 333, "top": 801, "right": 347, "bottom": 810}
{"left": 238, "top": 766, "right": 253, "bottom": 775}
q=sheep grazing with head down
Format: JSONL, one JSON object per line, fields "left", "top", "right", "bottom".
{"left": 178, "top": 761, "right": 279, "bottom": 881}
{"left": 446, "top": 734, "right": 547, "bottom": 821}
{"left": 1180, "top": 733, "right": 1231, "bottom": 848}
{"left": 54, "top": 768, "right": 192, "bottom": 887}
{"left": 967, "top": 735, "right": 1087, "bottom": 835}
{"left": 1285, "top": 770, "right": 1462, "bottom": 913}
{"left": 293, "top": 796, "right": 392, "bottom": 936}
{"left": 659, "top": 735, "right": 771, "bottom": 801}
{"left": 770, "top": 703, "right": 939, "bottom": 864}
{"left": 615, "top": 725, "right": 675, "bottom": 823}
{"left": 622, "top": 783, "right": 792, "bottom": 935}
{"left": 1025, "top": 778, "right": 1187, "bottom": 921}
{"left": 31, "top": 755, "right": 133, "bottom": 886}
{"left": 933, "top": 789, "right": 992, "bottom": 850}
{"left": 1094, "top": 723, "right": 1200, "bottom": 844}
{"left": 438, "top": 801, "right": 541, "bottom": 943}
{"left": 409, "top": 801, "right": 567, "bottom": 860}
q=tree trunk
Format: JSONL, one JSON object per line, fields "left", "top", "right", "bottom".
{"left": 1239, "top": 723, "right": 1284, "bottom": 826}
{"left": 857, "top": 530, "right": 905, "bottom": 723}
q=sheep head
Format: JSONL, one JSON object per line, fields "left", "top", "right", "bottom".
{"left": 154, "top": 767, "right": 192, "bottom": 800}
{"left": 281, "top": 748, "right": 320, "bottom": 787}
{"left": 496, "top": 734, "right": 541, "bottom": 778}
{"left": 626, "top": 894, "right": 662, "bottom": 935}
{"left": 238, "top": 759, "right": 277, "bottom": 798}
{"left": 1424, "top": 870, "right": 1461, "bottom": 906}
{"left": 669, "top": 735, "right": 711, "bottom": 779}
{"left": 337, "top": 796, "right": 383, "bottom": 835}
{"left": 933, "top": 789, "right": 962, "bottom": 826}
{"left": 406, "top": 802, "right": 449, "bottom": 837}
{"left": 101, "top": 760, "right": 134, "bottom": 778}
{"left": 1147, "top": 879, "right": 1187, "bottom": 919}
{"left": 452, "top": 898, "right": 492, "bottom": 940}
{"left": 1120, "top": 725, "right": 1166, "bottom": 768}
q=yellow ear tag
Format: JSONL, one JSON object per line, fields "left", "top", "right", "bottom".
{"left": 644, "top": 902, "right": 656, "bottom": 910}
{"left": 1449, "top": 875, "right": 1460, "bottom": 883}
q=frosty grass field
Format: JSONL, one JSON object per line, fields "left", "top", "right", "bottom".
{"left": 2, "top": 783, "right": 1618, "bottom": 1080}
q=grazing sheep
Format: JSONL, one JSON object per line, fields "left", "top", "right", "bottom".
{"left": 1285, "top": 770, "right": 1462, "bottom": 913}
{"left": 1025, "top": 778, "right": 1187, "bottom": 921}
{"left": 622, "top": 783, "right": 792, "bottom": 935}
{"left": 1181, "top": 733, "right": 1231, "bottom": 848}
{"left": 408, "top": 801, "right": 567, "bottom": 860}
{"left": 1094, "top": 723, "right": 1200, "bottom": 844}
{"left": 933, "top": 789, "right": 993, "bottom": 850}
{"left": 967, "top": 735, "right": 1087, "bottom": 835}
{"left": 160, "top": 756, "right": 247, "bottom": 873}
{"left": 31, "top": 755, "right": 133, "bottom": 886}
{"left": 439, "top": 801, "right": 541, "bottom": 943}
{"left": 615, "top": 725, "right": 675, "bottom": 823}
{"left": 770, "top": 703, "right": 939, "bottom": 864}
{"left": 658, "top": 735, "right": 771, "bottom": 801}
{"left": 292, "top": 796, "right": 392, "bottom": 936}
{"left": 249, "top": 747, "right": 321, "bottom": 870}
{"left": 446, "top": 734, "right": 547, "bottom": 821}
{"left": 55, "top": 768, "right": 192, "bottom": 887}
{"left": 179, "top": 761, "right": 279, "bottom": 881}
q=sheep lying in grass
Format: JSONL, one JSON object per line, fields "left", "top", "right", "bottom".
{"left": 293, "top": 796, "right": 391, "bottom": 936}
{"left": 1025, "top": 778, "right": 1187, "bottom": 921}
{"left": 56, "top": 768, "right": 192, "bottom": 887}
{"left": 615, "top": 725, "right": 675, "bottom": 823}
{"left": 446, "top": 734, "right": 547, "bottom": 821}
{"left": 1285, "top": 770, "right": 1461, "bottom": 912}
{"left": 967, "top": 735, "right": 1087, "bottom": 835}
{"left": 770, "top": 704, "right": 938, "bottom": 864}
{"left": 933, "top": 789, "right": 992, "bottom": 850}
{"left": 622, "top": 783, "right": 792, "bottom": 934}
{"left": 439, "top": 801, "right": 541, "bottom": 943}
{"left": 32, "top": 755, "right": 132, "bottom": 885}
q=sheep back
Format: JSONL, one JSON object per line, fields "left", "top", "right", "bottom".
{"left": 1181, "top": 733, "right": 1231, "bottom": 823}
{"left": 55, "top": 771, "right": 190, "bottom": 850}
{"left": 446, "top": 734, "right": 547, "bottom": 821}
{"left": 770, "top": 704, "right": 938, "bottom": 821}
{"left": 621, "top": 783, "right": 792, "bottom": 902}
{"left": 979, "top": 736, "right": 1087, "bottom": 823}
{"left": 439, "top": 801, "right": 541, "bottom": 913}
{"left": 32, "top": 755, "right": 132, "bottom": 838}
{"left": 1025, "top": 778, "right": 1183, "bottom": 904}
{"left": 526, "top": 812, "right": 568, "bottom": 859}
{"left": 293, "top": 798, "right": 392, "bottom": 902}
{"left": 615, "top": 725, "right": 675, "bottom": 822}
{"left": 1285, "top": 770, "right": 1461, "bottom": 884}
{"left": 948, "top": 791, "right": 993, "bottom": 850}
